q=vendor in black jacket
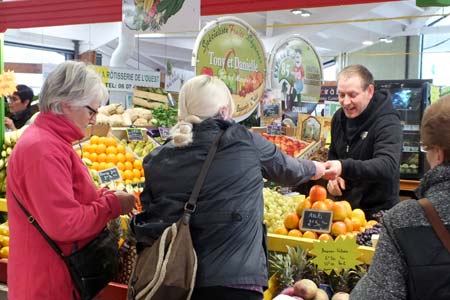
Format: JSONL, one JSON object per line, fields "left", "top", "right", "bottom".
{"left": 323, "top": 64, "right": 402, "bottom": 219}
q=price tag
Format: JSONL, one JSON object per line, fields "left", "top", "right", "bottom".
{"left": 267, "top": 125, "right": 282, "bottom": 135}
{"left": 126, "top": 128, "right": 144, "bottom": 141}
{"left": 300, "top": 209, "right": 333, "bottom": 233}
{"left": 98, "top": 167, "right": 122, "bottom": 184}
{"left": 310, "top": 237, "right": 363, "bottom": 274}
{"left": 158, "top": 127, "right": 171, "bottom": 140}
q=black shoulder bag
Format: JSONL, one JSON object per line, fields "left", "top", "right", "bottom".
{"left": 13, "top": 193, "right": 119, "bottom": 300}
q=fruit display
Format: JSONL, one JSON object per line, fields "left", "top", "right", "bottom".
{"left": 261, "top": 133, "right": 309, "bottom": 157}
{"left": 356, "top": 223, "right": 382, "bottom": 247}
{"left": 269, "top": 245, "right": 363, "bottom": 300}
{"left": 263, "top": 188, "right": 305, "bottom": 233}
{"left": 76, "top": 135, "right": 145, "bottom": 186}
{"left": 118, "top": 139, "right": 158, "bottom": 159}
{"left": 269, "top": 185, "right": 380, "bottom": 241}
{"left": 0, "top": 221, "right": 9, "bottom": 259}
{"left": 0, "top": 127, "right": 27, "bottom": 195}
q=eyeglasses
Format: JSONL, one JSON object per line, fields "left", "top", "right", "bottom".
{"left": 420, "top": 143, "right": 433, "bottom": 153}
{"left": 6, "top": 95, "right": 20, "bottom": 103}
{"left": 84, "top": 105, "right": 98, "bottom": 119}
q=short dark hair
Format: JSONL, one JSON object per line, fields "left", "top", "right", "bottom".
{"left": 337, "top": 64, "right": 374, "bottom": 90}
{"left": 13, "top": 84, "right": 34, "bottom": 108}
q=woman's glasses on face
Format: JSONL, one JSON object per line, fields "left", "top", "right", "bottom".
{"left": 6, "top": 95, "right": 20, "bottom": 103}
{"left": 420, "top": 143, "right": 433, "bottom": 153}
{"left": 84, "top": 105, "right": 98, "bottom": 119}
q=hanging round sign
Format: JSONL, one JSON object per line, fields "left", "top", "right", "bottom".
{"left": 192, "top": 16, "right": 267, "bottom": 122}
{"left": 268, "top": 35, "right": 322, "bottom": 112}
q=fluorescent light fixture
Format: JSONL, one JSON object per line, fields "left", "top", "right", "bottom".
{"left": 291, "top": 9, "right": 311, "bottom": 17}
{"left": 379, "top": 37, "right": 393, "bottom": 43}
{"left": 362, "top": 40, "right": 374, "bottom": 46}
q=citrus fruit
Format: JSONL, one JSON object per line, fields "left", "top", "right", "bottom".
{"left": 284, "top": 212, "right": 300, "bottom": 230}
{"left": 318, "top": 233, "right": 332, "bottom": 241}
{"left": 288, "top": 229, "right": 303, "bottom": 237}
{"left": 331, "top": 221, "right": 347, "bottom": 236}
{"left": 302, "top": 231, "right": 318, "bottom": 239}
{"left": 273, "top": 227, "right": 289, "bottom": 235}
{"left": 309, "top": 185, "right": 327, "bottom": 203}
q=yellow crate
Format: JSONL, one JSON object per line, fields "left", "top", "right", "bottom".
{"left": 0, "top": 198, "right": 6, "bottom": 212}
{"left": 267, "top": 233, "right": 374, "bottom": 265}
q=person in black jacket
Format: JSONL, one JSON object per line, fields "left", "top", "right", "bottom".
{"left": 137, "top": 75, "right": 326, "bottom": 300}
{"left": 350, "top": 95, "right": 450, "bottom": 300}
{"left": 323, "top": 65, "right": 402, "bottom": 219}
{"left": 5, "top": 84, "right": 35, "bottom": 130}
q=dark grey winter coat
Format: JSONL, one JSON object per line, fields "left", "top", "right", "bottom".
{"left": 351, "top": 163, "right": 450, "bottom": 300}
{"left": 138, "top": 119, "right": 316, "bottom": 288}
{"left": 328, "top": 90, "right": 402, "bottom": 218}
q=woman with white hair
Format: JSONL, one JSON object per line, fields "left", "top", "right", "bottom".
{"left": 6, "top": 61, "right": 136, "bottom": 300}
{"left": 136, "top": 75, "right": 325, "bottom": 300}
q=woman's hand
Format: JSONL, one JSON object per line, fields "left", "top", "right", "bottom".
{"left": 5, "top": 117, "right": 16, "bottom": 131}
{"left": 114, "top": 190, "right": 137, "bottom": 215}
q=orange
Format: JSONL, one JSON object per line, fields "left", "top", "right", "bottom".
{"left": 311, "top": 201, "right": 329, "bottom": 211}
{"left": 125, "top": 179, "right": 133, "bottom": 185}
{"left": 98, "top": 136, "right": 107, "bottom": 145}
{"left": 132, "top": 169, "right": 141, "bottom": 179}
{"left": 105, "top": 137, "right": 117, "bottom": 147}
{"left": 273, "top": 227, "right": 289, "bottom": 235}
{"left": 98, "top": 162, "right": 107, "bottom": 171}
{"left": 366, "top": 220, "right": 378, "bottom": 228}
{"left": 89, "top": 152, "right": 98, "bottom": 162}
{"left": 82, "top": 144, "right": 92, "bottom": 153}
{"left": 116, "top": 153, "right": 126, "bottom": 163}
{"left": 140, "top": 169, "right": 145, "bottom": 177}
{"left": 351, "top": 209, "right": 366, "bottom": 223}
{"left": 318, "top": 233, "right": 333, "bottom": 241}
{"left": 116, "top": 144, "right": 126, "bottom": 154}
{"left": 90, "top": 135, "right": 100, "bottom": 145}
{"left": 332, "top": 202, "right": 348, "bottom": 221}
{"left": 106, "top": 153, "right": 117, "bottom": 164}
{"left": 284, "top": 212, "right": 300, "bottom": 230}
{"left": 116, "top": 162, "right": 125, "bottom": 171}
{"left": 97, "top": 153, "right": 107, "bottom": 163}
{"left": 125, "top": 152, "right": 135, "bottom": 163}
{"left": 288, "top": 229, "right": 303, "bottom": 237}
{"left": 344, "top": 218, "right": 354, "bottom": 232}
{"left": 133, "top": 160, "right": 143, "bottom": 170}
{"left": 341, "top": 200, "right": 353, "bottom": 217}
{"left": 324, "top": 199, "right": 334, "bottom": 210}
{"left": 96, "top": 144, "right": 107, "bottom": 154}
{"left": 309, "top": 185, "right": 327, "bottom": 203}
{"left": 106, "top": 146, "right": 117, "bottom": 155}
{"left": 296, "top": 198, "right": 312, "bottom": 218}
{"left": 133, "top": 177, "right": 142, "bottom": 184}
{"left": 124, "top": 170, "right": 134, "bottom": 180}
{"left": 302, "top": 231, "right": 318, "bottom": 239}
{"left": 331, "top": 221, "right": 347, "bottom": 236}
{"left": 124, "top": 161, "right": 133, "bottom": 171}
{"left": 106, "top": 162, "right": 115, "bottom": 169}
{"left": 140, "top": 176, "right": 145, "bottom": 182}
{"left": 91, "top": 162, "right": 99, "bottom": 171}
{"left": 82, "top": 152, "right": 90, "bottom": 159}
{"left": 351, "top": 217, "right": 363, "bottom": 232}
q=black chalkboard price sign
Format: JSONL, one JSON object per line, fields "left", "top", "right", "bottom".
{"left": 126, "top": 128, "right": 144, "bottom": 141}
{"left": 300, "top": 209, "right": 333, "bottom": 233}
{"left": 98, "top": 167, "right": 122, "bottom": 184}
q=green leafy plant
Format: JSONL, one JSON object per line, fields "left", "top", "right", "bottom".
{"left": 151, "top": 105, "right": 178, "bottom": 127}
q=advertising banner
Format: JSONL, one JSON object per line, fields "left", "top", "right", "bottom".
{"left": 92, "top": 66, "right": 160, "bottom": 92}
{"left": 268, "top": 36, "right": 322, "bottom": 120}
{"left": 193, "top": 16, "right": 266, "bottom": 122}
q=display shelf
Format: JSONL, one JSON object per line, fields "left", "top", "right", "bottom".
{"left": 399, "top": 179, "right": 420, "bottom": 191}
{"left": 267, "top": 233, "right": 374, "bottom": 265}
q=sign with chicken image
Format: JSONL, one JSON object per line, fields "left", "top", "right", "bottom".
{"left": 193, "top": 16, "right": 267, "bottom": 122}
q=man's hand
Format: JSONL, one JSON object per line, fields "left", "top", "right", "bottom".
{"left": 311, "top": 161, "right": 326, "bottom": 180}
{"left": 323, "top": 160, "right": 342, "bottom": 181}
{"left": 327, "top": 177, "right": 346, "bottom": 196}
{"left": 114, "top": 190, "right": 137, "bottom": 215}
{"left": 5, "top": 117, "right": 16, "bottom": 131}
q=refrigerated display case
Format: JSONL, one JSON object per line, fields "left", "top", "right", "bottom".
{"left": 375, "top": 79, "right": 431, "bottom": 180}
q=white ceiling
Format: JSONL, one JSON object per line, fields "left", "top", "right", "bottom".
{"left": 4, "top": 0, "right": 449, "bottom": 72}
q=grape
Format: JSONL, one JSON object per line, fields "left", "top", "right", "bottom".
{"left": 263, "top": 188, "right": 305, "bottom": 232}
{"left": 356, "top": 223, "right": 383, "bottom": 246}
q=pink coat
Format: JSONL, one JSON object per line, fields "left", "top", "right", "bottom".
{"left": 6, "top": 112, "right": 122, "bottom": 300}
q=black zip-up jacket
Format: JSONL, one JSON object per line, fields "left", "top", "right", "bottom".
{"left": 135, "top": 119, "right": 316, "bottom": 288}
{"left": 328, "top": 90, "right": 402, "bottom": 218}
{"left": 350, "top": 163, "right": 450, "bottom": 300}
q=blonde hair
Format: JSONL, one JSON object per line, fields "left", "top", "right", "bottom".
{"left": 421, "top": 95, "right": 450, "bottom": 163}
{"left": 171, "top": 75, "right": 235, "bottom": 147}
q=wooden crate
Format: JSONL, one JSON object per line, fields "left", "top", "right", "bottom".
{"left": 133, "top": 89, "right": 168, "bottom": 104}
{"left": 133, "top": 97, "right": 168, "bottom": 109}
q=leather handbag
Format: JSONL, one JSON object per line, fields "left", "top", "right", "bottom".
{"left": 13, "top": 193, "right": 120, "bottom": 300}
{"left": 128, "top": 130, "right": 224, "bottom": 300}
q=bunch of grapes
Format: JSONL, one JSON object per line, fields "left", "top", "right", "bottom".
{"left": 371, "top": 210, "right": 387, "bottom": 223}
{"left": 263, "top": 188, "right": 304, "bottom": 232}
{"left": 356, "top": 223, "right": 383, "bottom": 246}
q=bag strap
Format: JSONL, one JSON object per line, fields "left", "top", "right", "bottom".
{"left": 418, "top": 198, "right": 450, "bottom": 253}
{"left": 182, "top": 130, "right": 224, "bottom": 224}
{"left": 12, "top": 193, "right": 67, "bottom": 260}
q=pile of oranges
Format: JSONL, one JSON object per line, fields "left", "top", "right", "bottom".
{"left": 273, "top": 185, "right": 378, "bottom": 241}
{"left": 76, "top": 135, "right": 145, "bottom": 185}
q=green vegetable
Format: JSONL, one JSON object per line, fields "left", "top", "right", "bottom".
{"left": 151, "top": 105, "right": 178, "bottom": 127}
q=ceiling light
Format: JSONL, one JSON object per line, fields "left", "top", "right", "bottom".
{"left": 362, "top": 40, "right": 374, "bottom": 46}
{"left": 379, "top": 37, "right": 393, "bottom": 43}
{"left": 291, "top": 9, "right": 311, "bottom": 17}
